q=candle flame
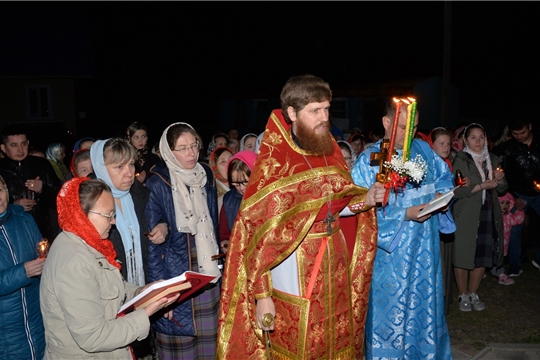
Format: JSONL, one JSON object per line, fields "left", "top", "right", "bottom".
{"left": 401, "top": 98, "right": 411, "bottom": 105}
{"left": 393, "top": 97, "right": 401, "bottom": 103}
{"left": 407, "top": 97, "right": 416, "bottom": 102}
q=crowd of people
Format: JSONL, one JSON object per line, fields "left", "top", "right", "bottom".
{"left": 1, "top": 74, "right": 539, "bottom": 360}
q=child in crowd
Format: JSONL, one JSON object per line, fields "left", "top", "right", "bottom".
{"left": 219, "top": 150, "right": 257, "bottom": 255}
{"left": 69, "top": 148, "right": 93, "bottom": 178}
{"left": 495, "top": 192, "right": 526, "bottom": 285}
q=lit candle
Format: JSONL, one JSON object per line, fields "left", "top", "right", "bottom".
{"left": 37, "top": 239, "right": 49, "bottom": 259}
{"left": 386, "top": 98, "right": 401, "bottom": 162}
{"left": 401, "top": 99, "right": 412, "bottom": 160}
{"left": 402, "top": 97, "right": 417, "bottom": 161}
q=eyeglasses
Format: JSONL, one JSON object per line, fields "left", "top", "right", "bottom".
{"left": 172, "top": 142, "right": 200, "bottom": 155}
{"left": 88, "top": 210, "right": 116, "bottom": 222}
{"left": 231, "top": 180, "right": 249, "bottom": 187}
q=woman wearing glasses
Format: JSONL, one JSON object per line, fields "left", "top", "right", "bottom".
{"left": 40, "top": 178, "right": 178, "bottom": 359}
{"left": 218, "top": 150, "right": 257, "bottom": 255}
{"left": 145, "top": 123, "right": 221, "bottom": 360}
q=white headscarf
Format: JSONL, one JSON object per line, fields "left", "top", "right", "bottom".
{"left": 462, "top": 123, "right": 493, "bottom": 204}
{"left": 159, "top": 123, "right": 221, "bottom": 278}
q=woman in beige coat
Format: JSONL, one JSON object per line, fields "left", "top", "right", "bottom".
{"left": 40, "top": 178, "right": 178, "bottom": 359}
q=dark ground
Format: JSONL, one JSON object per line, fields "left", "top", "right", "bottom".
{"left": 446, "top": 247, "right": 540, "bottom": 356}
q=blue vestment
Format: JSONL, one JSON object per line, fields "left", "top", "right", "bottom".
{"left": 352, "top": 139, "right": 454, "bottom": 360}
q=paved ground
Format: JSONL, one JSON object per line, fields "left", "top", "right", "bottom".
{"left": 453, "top": 344, "right": 540, "bottom": 360}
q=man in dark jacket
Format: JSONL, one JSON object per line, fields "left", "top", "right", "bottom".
{"left": 493, "top": 118, "right": 540, "bottom": 276}
{"left": 0, "top": 124, "right": 61, "bottom": 241}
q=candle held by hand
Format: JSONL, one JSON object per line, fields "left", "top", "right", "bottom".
{"left": 37, "top": 239, "right": 49, "bottom": 259}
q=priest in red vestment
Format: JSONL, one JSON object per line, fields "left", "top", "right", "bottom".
{"left": 217, "top": 74, "right": 384, "bottom": 360}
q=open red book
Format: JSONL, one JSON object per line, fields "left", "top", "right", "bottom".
{"left": 117, "top": 271, "right": 218, "bottom": 315}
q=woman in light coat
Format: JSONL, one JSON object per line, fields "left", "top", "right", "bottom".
{"left": 40, "top": 178, "right": 178, "bottom": 359}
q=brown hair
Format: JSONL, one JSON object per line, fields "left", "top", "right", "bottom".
{"left": 79, "top": 179, "right": 112, "bottom": 215}
{"left": 280, "top": 74, "right": 332, "bottom": 124}
{"left": 166, "top": 123, "right": 201, "bottom": 150}
{"left": 227, "top": 158, "right": 252, "bottom": 187}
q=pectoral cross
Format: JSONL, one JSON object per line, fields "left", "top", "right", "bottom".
{"left": 323, "top": 211, "right": 336, "bottom": 235}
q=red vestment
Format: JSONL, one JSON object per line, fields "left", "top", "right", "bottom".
{"left": 217, "top": 110, "right": 377, "bottom": 359}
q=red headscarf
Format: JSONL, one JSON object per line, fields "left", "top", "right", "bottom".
{"left": 57, "top": 177, "right": 120, "bottom": 270}
{"left": 70, "top": 148, "right": 90, "bottom": 178}
{"left": 209, "top": 146, "right": 233, "bottom": 183}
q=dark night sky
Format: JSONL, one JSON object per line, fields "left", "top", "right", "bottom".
{"left": 1, "top": 2, "right": 539, "bottom": 138}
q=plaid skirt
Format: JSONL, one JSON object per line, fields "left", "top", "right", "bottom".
{"left": 474, "top": 190, "right": 498, "bottom": 268}
{"left": 155, "top": 235, "right": 221, "bottom": 360}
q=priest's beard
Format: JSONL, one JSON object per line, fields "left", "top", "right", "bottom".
{"left": 295, "top": 119, "right": 335, "bottom": 155}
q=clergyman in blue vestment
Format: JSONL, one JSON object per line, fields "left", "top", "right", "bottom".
{"left": 351, "top": 100, "right": 455, "bottom": 359}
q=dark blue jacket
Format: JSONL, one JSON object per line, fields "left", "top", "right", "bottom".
{"left": 0, "top": 205, "right": 45, "bottom": 360}
{"left": 145, "top": 162, "right": 219, "bottom": 336}
{"left": 222, "top": 187, "right": 243, "bottom": 231}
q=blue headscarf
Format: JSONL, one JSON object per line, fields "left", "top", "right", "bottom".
{"left": 89, "top": 139, "right": 144, "bottom": 285}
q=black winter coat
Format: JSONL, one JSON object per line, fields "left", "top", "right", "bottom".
{"left": 493, "top": 131, "right": 540, "bottom": 196}
{"left": 0, "top": 155, "right": 61, "bottom": 240}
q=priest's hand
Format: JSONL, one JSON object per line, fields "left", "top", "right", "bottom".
{"left": 366, "top": 182, "right": 386, "bottom": 207}
{"left": 256, "top": 297, "right": 275, "bottom": 331}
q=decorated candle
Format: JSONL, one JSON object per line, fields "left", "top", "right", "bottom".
{"left": 387, "top": 98, "right": 401, "bottom": 162}
{"left": 401, "top": 99, "right": 412, "bottom": 160}
{"left": 402, "top": 97, "right": 417, "bottom": 161}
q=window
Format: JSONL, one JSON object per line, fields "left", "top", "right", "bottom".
{"left": 26, "top": 85, "right": 52, "bottom": 120}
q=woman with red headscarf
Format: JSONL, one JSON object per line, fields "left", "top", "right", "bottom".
{"left": 209, "top": 146, "right": 233, "bottom": 214}
{"left": 39, "top": 178, "right": 178, "bottom": 359}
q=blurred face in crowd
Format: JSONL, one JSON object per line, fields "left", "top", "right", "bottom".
{"left": 172, "top": 132, "right": 200, "bottom": 170}
{"left": 432, "top": 134, "right": 451, "bottom": 160}
{"left": 1, "top": 134, "right": 29, "bottom": 161}
{"left": 88, "top": 191, "right": 116, "bottom": 239}
{"left": 215, "top": 136, "right": 228, "bottom": 148}
{"left": 340, "top": 147, "right": 353, "bottom": 169}
{"left": 465, "top": 127, "right": 486, "bottom": 154}
{"left": 80, "top": 140, "right": 95, "bottom": 150}
{"left": 383, "top": 108, "right": 418, "bottom": 150}
{"left": 231, "top": 169, "right": 249, "bottom": 196}
{"left": 217, "top": 150, "right": 232, "bottom": 180}
{"left": 511, "top": 125, "right": 533, "bottom": 146}
{"left": 105, "top": 158, "right": 135, "bottom": 191}
{"left": 228, "top": 129, "right": 239, "bottom": 140}
{"left": 0, "top": 181, "right": 8, "bottom": 214}
{"left": 499, "top": 199, "right": 510, "bottom": 214}
{"left": 350, "top": 138, "right": 364, "bottom": 156}
{"left": 76, "top": 159, "right": 94, "bottom": 178}
{"left": 228, "top": 141, "right": 239, "bottom": 154}
{"left": 130, "top": 130, "right": 148, "bottom": 150}
{"left": 243, "top": 137, "right": 257, "bottom": 152}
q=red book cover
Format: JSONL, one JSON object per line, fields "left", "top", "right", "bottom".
{"left": 117, "top": 271, "right": 218, "bottom": 315}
